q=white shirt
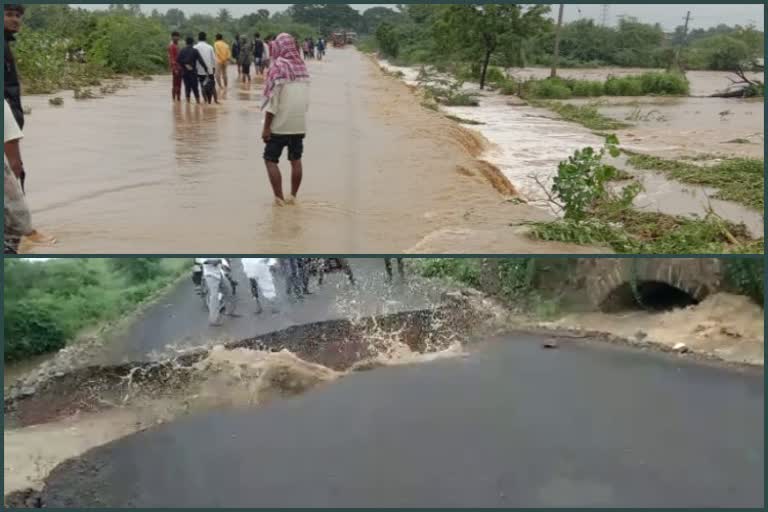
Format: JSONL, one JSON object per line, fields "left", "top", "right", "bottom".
{"left": 194, "top": 41, "right": 216, "bottom": 76}
{"left": 263, "top": 42, "right": 270, "bottom": 60}
{"left": 198, "top": 258, "right": 230, "bottom": 278}
{"left": 241, "top": 258, "right": 277, "bottom": 278}
{"left": 265, "top": 81, "right": 310, "bottom": 135}
{"left": 4, "top": 100, "right": 23, "bottom": 169}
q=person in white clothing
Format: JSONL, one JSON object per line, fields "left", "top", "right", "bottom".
{"left": 242, "top": 258, "right": 278, "bottom": 314}
{"left": 194, "top": 32, "right": 218, "bottom": 104}
{"left": 4, "top": 99, "right": 31, "bottom": 254}
{"left": 197, "top": 257, "right": 236, "bottom": 325}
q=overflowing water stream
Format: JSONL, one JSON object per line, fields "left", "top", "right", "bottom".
{"left": 378, "top": 60, "right": 764, "bottom": 236}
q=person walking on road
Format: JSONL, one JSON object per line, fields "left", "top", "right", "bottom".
{"left": 253, "top": 33, "right": 266, "bottom": 76}
{"left": 385, "top": 258, "right": 405, "bottom": 282}
{"left": 177, "top": 37, "right": 208, "bottom": 103}
{"left": 201, "top": 258, "right": 237, "bottom": 326}
{"left": 316, "top": 37, "right": 326, "bottom": 61}
{"left": 261, "top": 33, "right": 310, "bottom": 206}
{"left": 242, "top": 258, "right": 278, "bottom": 314}
{"left": 238, "top": 36, "right": 253, "bottom": 83}
{"left": 213, "top": 33, "right": 231, "bottom": 90}
{"left": 167, "top": 31, "right": 182, "bottom": 102}
{"left": 195, "top": 32, "right": 218, "bottom": 104}
{"left": 232, "top": 34, "right": 241, "bottom": 79}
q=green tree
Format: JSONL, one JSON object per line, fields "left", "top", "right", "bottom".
{"left": 361, "top": 6, "right": 402, "bottom": 34}
{"left": 110, "top": 258, "right": 163, "bottom": 283}
{"left": 436, "top": 4, "right": 550, "bottom": 89}
{"left": 217, "top": 8, "right": 232, "bottom": 24}
{"left": 376, "top": 21, "right": 399, "bottom": 57}
{"left": 163, "top": 8, "right": 186, "bottom": 29}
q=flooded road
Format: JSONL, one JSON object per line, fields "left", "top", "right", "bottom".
{"left": 379, "top": 61, "right": 764, "bottom": 235}
{"left": 9, "top": 334, "right": 763, "bottom": 507}
{"left": 20, "top": 49, "right": 600, "bottom": 254}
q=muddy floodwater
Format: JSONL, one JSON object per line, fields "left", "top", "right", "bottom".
{"left": 379, "top": 61, "right": 764, "bottom": 236}
{"left": 19, "top": 49, "right": 608, "bottom": 255}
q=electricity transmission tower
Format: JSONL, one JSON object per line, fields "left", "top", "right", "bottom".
{"left": 600, "top": 5, "right": 609, "bottom": 27}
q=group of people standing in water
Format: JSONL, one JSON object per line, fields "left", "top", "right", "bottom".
{"left": 167, "top": 30, "right": 325, "bottom": 103}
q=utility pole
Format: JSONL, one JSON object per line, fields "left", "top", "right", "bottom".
{"left": 550, "top": 4, "right": 565, "bottom": 78}
{"left": 600, "top": 4, "right": 609, "bottom": 27}
{"left": 672, "top": 11, "right": 692, "bottom": 72}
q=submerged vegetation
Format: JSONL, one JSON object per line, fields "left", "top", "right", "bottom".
{"left": 527, "top": 137, "right": 763, "bottom": 254}
{"left": 626, "top": 153, "right": 764, "bottom": 210}
{"left": 3, "top": 258, "right": 189, "bottom": 363}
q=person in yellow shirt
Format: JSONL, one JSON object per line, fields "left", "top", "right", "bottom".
{"left": 213, "top": 33, "right": 231, "bottom": 90}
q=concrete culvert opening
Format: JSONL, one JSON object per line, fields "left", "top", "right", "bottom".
{"left": 601, "top": 281, "right": 701, "bottom": 313}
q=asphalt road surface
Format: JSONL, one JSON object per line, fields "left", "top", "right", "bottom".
{"left": 97, "top": 258, "right": 446, "bottom": 364}
{"left": 39, "top": 334, "right": 763, "bottom": 507}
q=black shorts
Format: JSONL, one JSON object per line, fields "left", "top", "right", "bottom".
{"left": 242, "top": 63, "right": 251, "bottom": 74}
{"left": 264, "top": 134, "right": 305, "bottom": 163}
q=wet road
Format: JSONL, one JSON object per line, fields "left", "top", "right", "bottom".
{"left": 20, "top": 49, "right": 597, "bottom": 254}
{"left": 37, "top": 334, "right": 763, "bottom": 507}
{"left": 97, "top": 258, "right": 447, "bottom": 363}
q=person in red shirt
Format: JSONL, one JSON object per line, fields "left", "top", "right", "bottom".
{"left": 167, "top": 31, "right": 182, "bottom": 102}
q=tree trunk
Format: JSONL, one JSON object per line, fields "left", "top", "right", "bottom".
{"left": 550, "top": 4, "right": 565, "bottom": 78}
{"left": 480, "top": 49, "right": 492, "bottom": 90}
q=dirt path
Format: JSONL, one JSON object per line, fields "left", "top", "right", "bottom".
{"left": 20, "top": 49, "right": 601, "bottom": 254}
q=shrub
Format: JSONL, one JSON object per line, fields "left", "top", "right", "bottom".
{"left": 551, "top": 135, "right": 623, "bottom": 220}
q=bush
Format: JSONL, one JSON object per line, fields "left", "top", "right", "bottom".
{"left": 4, "top": 299, "right": 69, "bottom": 363}
{"left": 638, "top": 71, "right": 689, "bottom": 95}
{"left": 567, "top": 79, "right": 605, "bottom": 97}
{"left": 526, "top": 78, "right": 573, "bottom": 99}
{"left": 724, "top": 259, "right": 764, "bottom": 306}
{"left": 414, "top": 259, "right": 481, "bottom": 287}
{"left": 485, "top": 66, "right": 506, "bottom": 85}
{"left": 4, "top": 259, "right": 188, "bottom": 362}
{"left": 89, "top": 14, "right": 168, "bottom": 74}
{"left": 604, "top": 75, "right": 644, "bottom": 96}
{"left": 551, "top": 135, "right": 623, "bottom": 220}
{"left": 376, "top": 21, "right": 399, "bottom": 58}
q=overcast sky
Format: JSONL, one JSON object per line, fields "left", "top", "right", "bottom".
{"left": 74, "top": 4, "right": 763, "bottom": 30}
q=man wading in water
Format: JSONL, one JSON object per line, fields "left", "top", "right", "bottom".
{"left": 177, "top": 36, "right": 208, "bottom": 104}
{"left": 4, "top": 4, "right": 55, "bottom": 249}
{"left": 167, "top": 31, "right": 182, "bottom": 102}
{"left": 261, "top": 33, "right": 310, "bottom": 206}
{"left": 195, "top": 32, "right": 218, "bottom": 104}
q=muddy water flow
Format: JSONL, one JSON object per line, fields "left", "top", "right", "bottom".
{"left": 4, "top": 302, "right": 494, "bottom": 497}
{"left": 380, "top": 61, "right": 764, "bottom": 234}
{"left": 20, "top": 49, "right": 595, "bottom": 254}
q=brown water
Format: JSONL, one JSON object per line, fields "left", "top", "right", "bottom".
{"left": 4, "top": 327, "right": 466, "bottom": 495}
{"left": 545, "top": 292, "right": 765, "bottom": 365}
{"left": 568, "top": 96, "right": 764, "bottom": 159}
{"left": 379, "top": 60, "right": 764, "bottom": 234}
{"left": 19, "top": 49, "right": 596, "bottom": 255}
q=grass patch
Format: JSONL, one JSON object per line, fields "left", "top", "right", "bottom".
{"left": 724, "top": 138, "right": 752, "bottom": 144}
{"left": 532, "top": 101, "right": 630, "bottom": 131}
{"left": 3, "top": 258, "right": 190, "bottom": 363}
{"left": 626, "top": 153, "right": 764, "bottom": 209}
